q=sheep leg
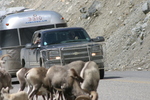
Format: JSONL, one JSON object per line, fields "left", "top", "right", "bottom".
{"left": 45, "top": 92, "right": 50, "bottom": 100}
{"left": 42, "top": 95, "right": 46, "bottom": 100}
{"left": 29, "top": 84, "right": 41, "bottom": 100}
{"left": 54, "top": 90, "right": 65, "bottom": 100}
{"left": 27, "top": 85, "right": 33, "bottom": 95}
{"left": 34, "top": 95, "right": 45, "bottom": 100}
{"left": 61, "top": 91, "right": 65, "bottom": 100}
{"left": 54, "top": 90, "right": 59, "bottom": 100}
{"left": 35, "top": 94, "right": 46, "bottom": 100}
{"left": 18, "top": 81, "right": 26, "bottom": 91}
{"left": 42, "top": 85, "right": 50, "bottom": 100}
{"left": 58, "top": 91, "right": 64, "bottom": 100}
{"left": 35, "top": 95, "right": 38, "bottom": 100}
{"left": 49, "top": 87, "right": 54, "bottom": 100}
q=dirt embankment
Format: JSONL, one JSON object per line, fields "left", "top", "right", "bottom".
{"left": 1, "top": 0, "right": 150, "bottom": 71}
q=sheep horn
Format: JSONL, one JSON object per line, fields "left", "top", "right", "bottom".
{"left": 0, "top": 54, "right": 11, "bottom": 60}
{"left": 75, "top": 95, "right": 91, "bottom": 100}
{"left": 90, "top": 91, "right": 98, "bottom": 100}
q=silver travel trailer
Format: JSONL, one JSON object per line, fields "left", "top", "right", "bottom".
{"left": 0, "top": 10, "right": 67, "bottom": 75}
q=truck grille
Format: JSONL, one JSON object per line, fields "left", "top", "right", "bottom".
{"left": 43, "top": 43, "right": 103, "bottom": 67}
{"left": 61, "top": 46, "right": 90, "bottom": 64}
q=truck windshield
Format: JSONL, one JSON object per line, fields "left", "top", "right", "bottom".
{"left": 43, "top": 29, "right": 90, "bottom": 45}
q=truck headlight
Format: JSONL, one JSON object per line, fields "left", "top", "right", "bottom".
{"left": 91, "top": 45, "right": 102, "bottom": 56}
{"left": 92, "top": 53, "right": 96, "bottom": 56}
{"left": 49, "top": 51, "right": 61, "bottom": 60}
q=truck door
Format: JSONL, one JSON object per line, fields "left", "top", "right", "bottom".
{"left": 28, "top": 33, "right": 41, "bottom": 67}
{"left": 27, "top": 47, "right": 40, "bottom": 67}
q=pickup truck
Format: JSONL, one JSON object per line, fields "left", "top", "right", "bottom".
{"left": 20, "top": 27, "right": 105, "bottom": 78}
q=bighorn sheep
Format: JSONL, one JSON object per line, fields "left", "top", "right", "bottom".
{"left": 1, "top": 87, "right": 28, "bottom": 100}
{"left": 24, "top": 61, "right": 99, "bottom": 100}
{"left": 0, "top": 54, "right": 13, "bottom": 93}
{"left": 43, "top": 65, "right": 84, "bottom": 100}
{"left": 66, "top": 60, "right": 100, "bottom": 91}
{"left": 80, "top": 61, "right": 100, "bottom": 91}
{"left": 16, "top": 68, "right": 30, "bottom": 92}
{"left": 0, "top": 69, "right": 13, "bottom": 92}
{"left": 0, "top": 54, "right": 11, "bottom": 68}
{"left": 24, "top": 67, "right": 48, "bottom": 100}
{"left": 16, "top": 67, "right": 47, "bottom": 100}
{"left": 44, "top": 65, "right": 98, "bottom": 100}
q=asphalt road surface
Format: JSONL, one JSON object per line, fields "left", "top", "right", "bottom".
{"left": 11, "top": 71, "right": 150, "bottom": 100}
{"left": 98, "top": 71, "right": 150, "bottom": 100}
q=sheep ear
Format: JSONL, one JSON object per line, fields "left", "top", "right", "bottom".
{"left": 76, "top": 76, "right": 84, "bottom": 83}
{"left": 1, "top": 88, "right": 5, "bottom": 93}
{"left": 69, "top": 68, "right": 84, "bottom": 82}
{"left": 71, "top": 75, "right": 84, "bottom": 83}
{"left": 6, "top": 87, "right": 9, "bottom": 93}
{"left": 1, "top": 87, "right": 9, "bottom": 94}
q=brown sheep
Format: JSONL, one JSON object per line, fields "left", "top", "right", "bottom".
{"left": 44, "top": 65, "right": 98, "bottom": 100}
{"left": 24, "top": 67, "right": 48, "bottom": 100}
{"left": 16, "top": 68, "right": 30, "bottom": 92}
{"left": 16, "top": 67, "right": 47, "bottom": 100}
{"left": 0, "top": 68, "right": 13, "bottom": 93}
{"left": 24, "top": 61, "right": 99, "bottom": 100}
{"left": 80, "top": 61, "right": 100, "bottom": 91}
{"left": 1, "top": 87, "right": 28, "bottom": 100}
{"left": 0, "top": 54, "right": 13, "bottom": 92}
{"left": 65, "top": 60, "right": 100, "bottom": 91}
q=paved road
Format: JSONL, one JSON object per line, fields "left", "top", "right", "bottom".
{"left": 11, "top": 71, "right": 150, "bottom": 100}
{"left": 98, "top": 71, "right": 150, "bottom": 100}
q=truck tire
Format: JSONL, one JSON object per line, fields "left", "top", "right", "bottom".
{"left": 21, "top": 59, "right": 25, "bottom": 67}
{"left": 100, "top": 69, "right": 104, "bottom": 79}
{"left": 40, "top": 58, "right": 42, "bottom": 67}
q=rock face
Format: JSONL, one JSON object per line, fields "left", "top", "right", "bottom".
{"left": 1, "top": 0, "right": 150, "bottom": 71}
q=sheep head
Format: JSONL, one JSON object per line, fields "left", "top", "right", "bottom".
{"left": 69, "top": 68, "right": 83, "bottom": 83}
{"left": 1, "top": 87, "right": 9, "bottom": 94}
{"left": 0, "top": 54, "right": 11, "bottom": 65}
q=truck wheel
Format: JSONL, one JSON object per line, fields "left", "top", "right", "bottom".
{"left": 40, "top": 58, "right": 42, "bottom": 67}
{"left": 100, "top": 69, "right": 104, "bottom": 79}
{"left": 22, "top": 59, "right": 25, "bottom": 67}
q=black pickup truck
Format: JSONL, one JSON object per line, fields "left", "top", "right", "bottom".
{"left": 20, "top": 27, "right": 105, "bottom": 78}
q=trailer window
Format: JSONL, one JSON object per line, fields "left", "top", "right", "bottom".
{"left": 56, "top": 23, "right": 67, "bottom": 28}
{"left": 0, "top": 24, "right": 67, "bottom": 48}
{"left": 19, "top": 24, "right": 57, "bottom": 45}
{"left": 19, "top": 27, "right": 38, "bottom": 45}
{"left": 0, "top": 29, "right": 19, "bottom": 48}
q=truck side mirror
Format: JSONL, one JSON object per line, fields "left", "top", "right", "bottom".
{"left": 92, "top": 36, "right": 105, "bottom": 42}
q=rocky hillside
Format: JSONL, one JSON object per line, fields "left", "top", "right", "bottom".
{"left": 1, "top": 0, "right": 150, "bottom": 71}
